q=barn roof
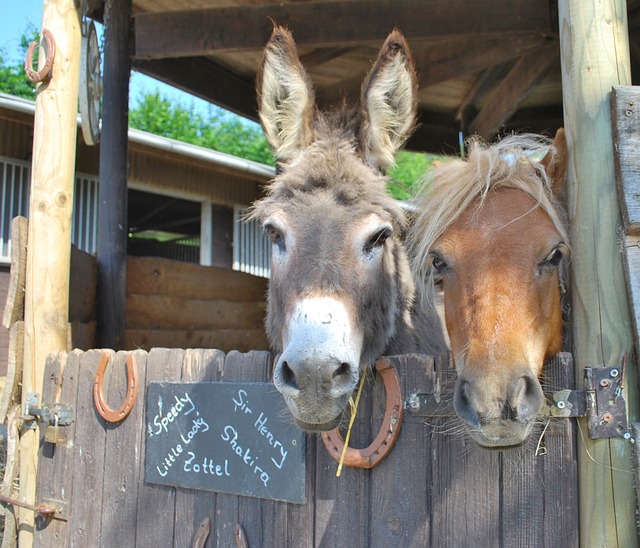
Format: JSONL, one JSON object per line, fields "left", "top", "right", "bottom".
{"left": 88, "top": 0, "right": 640, "bottom": 154}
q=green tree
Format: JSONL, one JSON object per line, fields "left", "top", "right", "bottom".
{"left": 0, "top": 25, "right": 38, "bottom": 100}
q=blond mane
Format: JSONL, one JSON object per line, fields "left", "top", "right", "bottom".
{"left": 408, "top": 133, "right": 568, "bottom": 282}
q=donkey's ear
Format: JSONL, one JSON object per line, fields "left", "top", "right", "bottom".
{"left": 540, "top": 128, "right": 568, "bottom": 196}
{"left": 360, "top": 29, "right": 418, "bottom": 172}
{"left": 257, "top": 26, "right": 315, "bottom": 163}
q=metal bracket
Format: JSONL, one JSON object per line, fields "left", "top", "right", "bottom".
{"left": 21, "top": 392, "right": 74, "bottom": 427}
{"left": 405, "top": 365, "right": 630, "bottom": 441}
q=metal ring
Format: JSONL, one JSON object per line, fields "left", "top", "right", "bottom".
{"left": 93, "top": 353, "right": 139, "bottom": 423}
{"left": 321, "top": 358, "right": 404, "bottom": 469}
{"left": 25, "top": 29, "right": 56, "bottom": 83}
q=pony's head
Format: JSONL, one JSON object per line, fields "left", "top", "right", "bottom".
{"left": 252, "top": 26, "right": 422, "bottom": 431}
{"left": 409, "top": 130, "right": 569, "bottom": 448}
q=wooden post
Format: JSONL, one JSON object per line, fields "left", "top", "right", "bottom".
{"left": 20, "top": 0, "right": 81, "bottom": 544}
{"left": 558, "top": 1, "right": 639, "bottom": 545}
{"left": 97, "top": 0, "right": 132, "bottom": 348}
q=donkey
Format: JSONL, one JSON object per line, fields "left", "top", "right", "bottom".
{"left": 251, "top": 26, "right": 447, "bottom": 431}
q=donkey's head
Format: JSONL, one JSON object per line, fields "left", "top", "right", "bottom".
{"left": 252, "top": 26, "right": 419, "bottom": 431}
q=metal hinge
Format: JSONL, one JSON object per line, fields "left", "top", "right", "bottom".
{"left": 405, "top": 364, "right": 630, "bottom": 441}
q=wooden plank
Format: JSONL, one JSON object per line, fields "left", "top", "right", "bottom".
{"left": 173, "top": 348, "right": 225, "bottom": 548}
{"left": 1, "top": 407, "right": 20, "bottom": 548}
{"left": 416, "top": 35, "right": 546, "bottom": 88}
{"left": 34, "top": 351, "right": 79, "bottom": 546}
{"left": 66, "top": 350, "right": 109, "bottom": 547}
{"left": 99, "top": 350, "right": 148, "bottom": 548}
{"left": 134, "top": 0, "right": 553, "bottom": 59}
{"left": 2, "top": 216, "right": 27, "bottom": 328}
{"left": 125, "top": 294, "right": 266, "bottom": 330}
{"left": 611, "top": 86, "right": 640, "bottom": 235}
{"left": 468, "top": 42, "right": 558, "bottom": 138}
{"left": 0, "top": 322, "right": 23, "bottom": 424}
{"left": 126, "top": 256, "right": 267, "bottom": 302}
{"left": 369, "top": 355, "right": 434, "bottom": 546}
{"left": 623, "top": 235, "right": 640, "bottom": 363}
{"left": 124, "top": 328, "right": 269, "bottom": 353}
{"left": 314, "top": 369, "right": 373, "bottom": 547}
{"left": 70, "top": 320, "right": 97, "bottom": 351}
{"left": 135, "top": 348, "right": 183, "bottom": 546}
{"left": 69, "top": 245, "right": 97, "bottom": 323}
{"left": 558, "top": 1, "right": 638, "bottom": 546}
{"left": 97, "top": 0, "right": 132, "bottom": 348}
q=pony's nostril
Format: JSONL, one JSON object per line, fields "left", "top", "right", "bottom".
{"left": 333, "top": 362, "right": 350, "bottom": 380}
{"left": 454, "top": 380, "right": 481, "bottom": 428}
{"left": 280, "top": 361, "right": 298, "bottom": 390}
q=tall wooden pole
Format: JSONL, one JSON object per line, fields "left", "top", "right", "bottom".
{"left": 97, "top": 0, "right": 132, "bottom": 349}
{"left": 20, "top": 0, "right": 81, "bottom": 544}
{"left": 558, "top": 1, "right": 639, "bottom": 546}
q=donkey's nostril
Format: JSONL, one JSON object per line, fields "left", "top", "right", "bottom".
{"left": 333, "top": 362, "right": 350, "bottom": 380}
{"left": 280, "top": 361, "right": 298, "bottom": 390}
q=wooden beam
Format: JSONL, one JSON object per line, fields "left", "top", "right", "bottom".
{"left": 468, "top": 41, "right": 558, "bottom": 138}
{"left": 97, "top": 0, "right": 132, "bottom": 349}
{"left": 21, "top": 0, "right": 81, "bottom": 543}
{"left": 558, "top": 1, "right": 638, "bottom": 546}
{"left": 415, "top": 34, "right": 546, "bottom": 87}
{"left": 132, "top": 58, "right": 258, "bottom": 122}
{"left": 134, "top": 0, "right": 554, "bottom": 59}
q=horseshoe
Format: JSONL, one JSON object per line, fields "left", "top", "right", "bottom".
{"left": 322, "top": 358, "right": 404, "bottom": 469}
{"left": 93, "top": 353, "right": 139, "bottom": 423}
{"left": 25, "top": 29, "right": 56, "bottom": 83}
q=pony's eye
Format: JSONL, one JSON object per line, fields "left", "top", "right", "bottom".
{"left": 430, "top": 252, "right": 449, "bottom": 274}
{"left": 364, "top": 227, "right": 392, "bottom": 253}
{"left": 543, "top": 245, "right": 564, "bottom": 268}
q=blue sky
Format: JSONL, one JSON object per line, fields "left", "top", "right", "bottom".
{"left": 0, "top": 0, "right": 248, "bottom": 121}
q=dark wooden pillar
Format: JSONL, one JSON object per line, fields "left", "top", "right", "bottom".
{"left": 97, "top": 0, "right": 132, "bottom": 348}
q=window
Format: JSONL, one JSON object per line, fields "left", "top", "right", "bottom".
{"left": 233, "top": 205, "right": 271, "bottom": 278}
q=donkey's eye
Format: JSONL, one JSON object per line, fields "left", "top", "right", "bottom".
{"left": 364, "top": 227, "right": 392, "bottom": 253}
{"left": 264, "top": 223, "right": 284, "bottom": 246}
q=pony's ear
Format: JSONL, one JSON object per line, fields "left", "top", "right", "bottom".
{"left": 257, "top": 26, "right": 315, "bottom": 163}
{"left": 360, "top": 29, "right": 418, "bottom": 173}
{"left": 540, "top": 128, "right": 568, "bottom": 196}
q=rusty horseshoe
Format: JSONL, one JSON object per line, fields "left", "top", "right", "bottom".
{"left": 321, "top": 358, "right": 404, "bottom": 469}
{"left": 25, "top": 29, "right": 56, "bottom": 83}
{"left": 94, "top": 353, "right": 139, "bottom": 423}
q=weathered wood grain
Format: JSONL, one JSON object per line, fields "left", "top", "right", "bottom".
{"left": 100, "top": 351, "right": 148, "bottom": 548}
{"left": 127, "top": 256, "right": 267, "bottom": 302}
{"left": 0, "top": 322, "right": 23, "bottom": 424}
{"left": 67, "top": 350, "right": 109, "bottom": 547}
{"left": 611, "top": 86, "right": 640, "bottom": 235}
{"left": 135, "top": 348, "right": 184, "bottom": 547}
{"left": 124, "top": 328, "right": 268, "bottom": 353}
{"left": 559, "top": 1, "right": 638, "bottom": 545}
{"left": 34, "top": 351, "right": 78, "bottom": 546}
{"left": 2, "top": 216, "right": 27, "bottom": 329}
{"left": 125, "top": 294, "right": 265, "bottom": 331}
{"left": 69, "top": 246, "right": 97, "bottom": 324}
{"left": 174, "top": 348, "right": 225, "bottom": 548}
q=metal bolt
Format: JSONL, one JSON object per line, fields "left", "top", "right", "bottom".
{"left": 625, "top": 109, "right": 634, "bottom": 117}
{"left": 600, "top": 379, "right": 610, "bottom": 388}
{"left": 624, "top": 432, "right": 631, "bottom": 440}
{"left": 556, "top": 400, "right": 566, "bottom": 409}
{"left": 602, "top": 412, "right": 614, "bottom": 423}
{"left": 610, "top": 369, "right": 619, "bottom": 378}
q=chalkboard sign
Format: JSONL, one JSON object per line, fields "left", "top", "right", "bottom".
{"left": 144, "top": 382, "right": 306, "bottom": 504}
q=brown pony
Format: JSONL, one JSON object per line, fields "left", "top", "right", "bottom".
{"left": 251, "top": 26, "right": 447, "bottom": 431}
{"left": 408, "top": 130, "right": 569, "bottom": 448}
